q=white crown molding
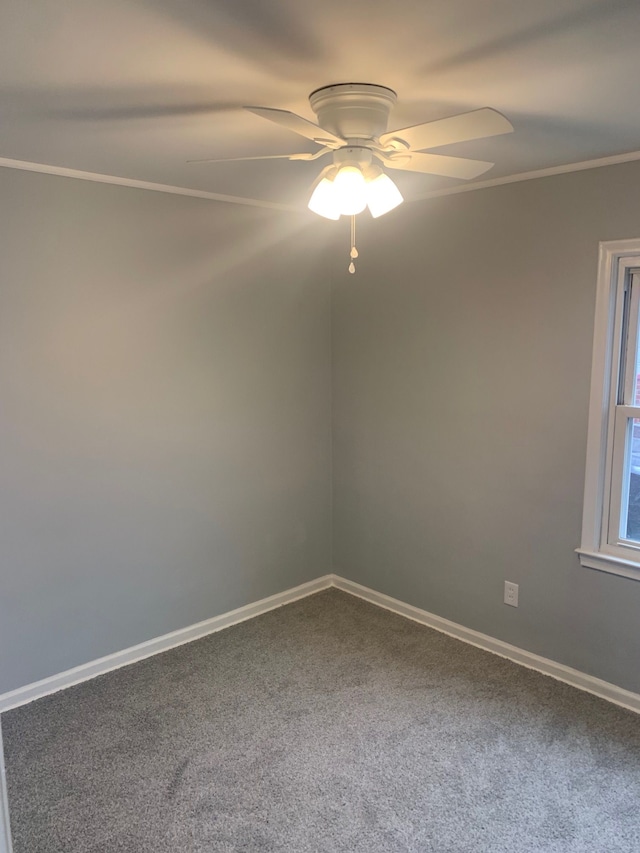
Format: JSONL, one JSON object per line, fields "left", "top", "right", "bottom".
{"left": 331, "top": 575, "right": 640, "bottom": 714}
{"left": 0, "top": 156, "right": 298, "bottom": 211}
{"left": 0, "top": 575, "right": 333, "bottom": 713}
{"left": 410, "top": 148, "right": 640, "bottom": 202}
{"left": 4, "top": 148, "right": 640, "bottom": 211}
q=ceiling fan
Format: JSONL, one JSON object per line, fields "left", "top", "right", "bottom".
{"left": 190, "top": 83, "right": 514, "bottom": 222}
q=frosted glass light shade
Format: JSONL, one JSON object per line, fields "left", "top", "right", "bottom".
{"left": 367, "top": 173, "right": 403, "bottom": 218}
{"left": 332, "top": 166, "right": 368, "bottom": 215}
{"left": 308, "top": 165, "right": 403, "bottom": 220}
{"left": 308, "top": 177, "right": 341, "bottom": 220}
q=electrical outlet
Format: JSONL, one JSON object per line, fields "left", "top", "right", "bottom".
{"left": 504, "top": 581, "right": 519, "bottom": 607}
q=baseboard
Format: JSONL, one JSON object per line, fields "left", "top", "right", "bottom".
{"left": 332, "top": 575, "right": 640, "bottom": 715}
{"left": 0, "top": 575, "right": 333, "bottom": 714}
{"left": 2, "top": 571, "right": 639, "bottom": 717}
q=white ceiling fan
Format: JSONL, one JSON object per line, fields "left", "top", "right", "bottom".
{"left": 190, "top": 83, "right": 514, "bottom": 221}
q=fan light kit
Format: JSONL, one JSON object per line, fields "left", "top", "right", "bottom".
{"left": 308, "top": 148, "right": 404, "bottom": 220}
{"left": 191, "top": 83, "right": 513, "bottom": 273}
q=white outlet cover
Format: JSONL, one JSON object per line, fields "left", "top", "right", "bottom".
{"left": 504, "top": 581, "right": 519, "bottom": 607}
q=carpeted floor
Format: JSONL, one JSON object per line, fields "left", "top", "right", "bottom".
{"left": 2, "top": 588, "right": 640, "bottom": 852}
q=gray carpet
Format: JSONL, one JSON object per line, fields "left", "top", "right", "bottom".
{"left": 3, "top": 589, "right": 640, "bottom": 852}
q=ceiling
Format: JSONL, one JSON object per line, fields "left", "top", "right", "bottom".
{"left": 2, "top": 0, "right": 640, "bottom": 209}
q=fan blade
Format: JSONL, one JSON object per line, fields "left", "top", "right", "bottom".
{"left": 188, "top": 147, "right": 331, "bottom": 165}
{"left": 189, "top": 153, "right": 308, "bottom": 164}
{"left": 384, "top": 152, "right": 494, "bottom": 180}
{"left": 380, "top": 108, "right": 513, "bottom": 152}
{"left": 245, "top": 107, "right": 345, "bottom": 147}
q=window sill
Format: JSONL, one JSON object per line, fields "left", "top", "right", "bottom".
{"left": 576, "top": 548, "right": 640, "bottom": 581}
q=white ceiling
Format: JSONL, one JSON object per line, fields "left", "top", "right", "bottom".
{"left": 2, "top": 0, "right": 640, "bottom": 208}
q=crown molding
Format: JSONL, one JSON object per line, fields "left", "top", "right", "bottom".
{"left": 0, "top": 156, "right": 298, "bottom": 211}
{"left": 410, "top": 148, "right": 640, "bottom": 202}
{"left": 3, "top": 147, "right": 640, "bottom": 213}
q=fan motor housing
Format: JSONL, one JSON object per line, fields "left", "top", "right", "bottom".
{"left": 309, "top": 83, "right": 397, "bottom": 141}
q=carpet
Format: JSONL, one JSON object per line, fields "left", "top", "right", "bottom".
{"left": 2, "top": 588, "right": 640, "bottom": 852}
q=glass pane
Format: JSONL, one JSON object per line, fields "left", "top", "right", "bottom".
{"left": 623, "top": 418, "right": 640, "bottom": 541}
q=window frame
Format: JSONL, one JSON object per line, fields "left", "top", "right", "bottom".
{"left": 578, "top": 238, "right": 640, "bottom": 580}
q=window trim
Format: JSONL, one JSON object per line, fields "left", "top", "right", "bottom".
{"left": 577, "top": 239, "right": 640, "bottom": 580}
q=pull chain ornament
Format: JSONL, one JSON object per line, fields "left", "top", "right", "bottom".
{"left": 348, "top": 215, "right": 358, "bottom": 274}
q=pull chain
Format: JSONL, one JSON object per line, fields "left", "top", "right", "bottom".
{"left": 348, "top": 215, "right": 358, "bottom": 274}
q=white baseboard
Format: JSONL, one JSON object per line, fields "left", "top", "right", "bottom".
{"left": 332, "top": 575, "right": 640, "bottom": 715}
{"left": 3, "top": 572, "right": 638, "bottom": 853}
{"left": 0, "top": 575, "right": 333, "bottom": 714}
{"left": 2, "top": 571, "right": 638, "bottom": 717}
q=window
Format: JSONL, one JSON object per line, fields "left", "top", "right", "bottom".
{"left": 578, "top": 239, "right": 640, "bottom": 579}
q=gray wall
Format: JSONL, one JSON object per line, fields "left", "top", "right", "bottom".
{"left": 332, "top": 159, "right": 640, "bottom": 695}
{"left": 5, "top": 157, "right": 640, "bottom": 699}
{"left": 0, "top": 168, "right": 332, "bottom": 694}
